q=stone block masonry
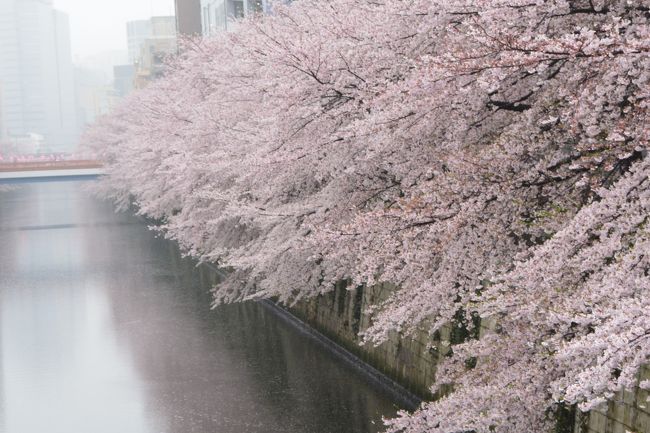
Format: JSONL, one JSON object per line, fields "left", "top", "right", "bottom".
{"left": 573, "top": 365, "right": 650, "bottom": 433}
{"left": 288, "top": 281, "right": 650, "bottom": 433}
{"left": 148, "top": 219, "right": 650, "bottom": 433}
{"left": 288, "top": 281, "right": 450, "bottom": 400}
{"left": 189, "top": 250, "right": 649, "bottom": 433}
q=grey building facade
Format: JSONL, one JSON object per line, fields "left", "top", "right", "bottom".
{"left": 174, "top": 0, "right": 202, "bottom": 36}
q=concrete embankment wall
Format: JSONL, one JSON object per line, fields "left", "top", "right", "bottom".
{"left": 288, "top": 282, "right": 650, "bottom": 433}
{"left": 573, "top": 367, "right": 650, "bottom": 433}
{"left": 288, "top": 282, "right": 452, "bottom": 400}
{"left": 163, "top": 235, "right": 648, "bottom": 433}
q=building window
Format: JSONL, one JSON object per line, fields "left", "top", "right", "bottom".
{"left": 232, "top": 1, "right": 244, "bottom": 19}
{"left": 250, "top": 0, "right": 263, "bottom": 14}
{"left": 203, "top": 6, "right": 209, "bottom": 34}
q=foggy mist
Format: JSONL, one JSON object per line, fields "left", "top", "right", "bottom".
{"left": 0, "top": 0, "right": 174, "bottom": 156}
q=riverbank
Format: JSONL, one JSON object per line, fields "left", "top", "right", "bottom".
{"left": 133, "top": 206, "right": 650, "bottom": 433}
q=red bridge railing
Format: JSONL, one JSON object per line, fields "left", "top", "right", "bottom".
{"left": 0, "top": 160, "right": 102, "bottom": 172}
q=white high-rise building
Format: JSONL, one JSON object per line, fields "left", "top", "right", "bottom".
{"left": 0, "top": 0, "right": 78, "bottom": 153}
{"left": 126, "top": 20, "right": 152, "bottom": 64}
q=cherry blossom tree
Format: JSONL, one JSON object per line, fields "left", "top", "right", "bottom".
{"left": 87, "top": 0, "right": 649, "bottom": 431}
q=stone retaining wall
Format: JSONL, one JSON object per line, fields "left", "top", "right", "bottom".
{"left": 289, "top": 282, "right": 448, "bottom": 399}
{"left": 573, "top": 365, "right": 650, "bottom": 433}
{"left": 289, "top": 281, "right": 650, "bottom": 433}
{"left": 188, "top": 248, "right": 649, "bottom": 433}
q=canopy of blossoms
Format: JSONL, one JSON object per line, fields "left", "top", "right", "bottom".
{"left": 86, "top": 1, "right": 650, "bottom": 431}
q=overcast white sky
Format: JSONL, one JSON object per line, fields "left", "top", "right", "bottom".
{"left": 53, "top": 0, "right": 175, "bottom": 60}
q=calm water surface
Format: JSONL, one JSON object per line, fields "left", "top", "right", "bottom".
{"left": 0, "top": 182, "right": 400, "bottom": 433}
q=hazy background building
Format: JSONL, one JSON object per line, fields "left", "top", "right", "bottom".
{"left": 151, "top": 15, "right": 176, "bottom": 37}
{"left": 74, "top": 66, "right": 114, "bottom": 128}
{"left": 0, "top": 0, "right": 79, "bottom": 153}
{"left": 0, "top": 0, "right": 257, "bottom": 155}
{"left": 77, "top": 50, "right": 128, "bottom": 84}
{"left": 113, "top": 64, "right": 135, "bottom": 97}
{"left": 127, "top": 19, "right": 152, "bottom": 64}
{"left": 133, "top": 16, "right": 177, "bottom": 88}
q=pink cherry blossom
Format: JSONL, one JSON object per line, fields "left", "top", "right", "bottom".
{"left": 86, "top": 1, "right": 649, "bottom": 431}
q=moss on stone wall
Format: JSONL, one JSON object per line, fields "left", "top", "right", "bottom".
{"left": 288, "top": 280, "right": 650, "bottom": 433}
{"left": 192, "top": 258, "right": 649, "bottom": 433}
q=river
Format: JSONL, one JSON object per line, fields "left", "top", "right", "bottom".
{"left": 0, "top": 181, "right": 401, "bottom": 433}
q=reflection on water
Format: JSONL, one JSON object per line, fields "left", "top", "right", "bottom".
{"left": 0, "top": 182, "right": 400, "bottom": 433}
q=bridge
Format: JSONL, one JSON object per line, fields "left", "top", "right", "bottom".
{"left": 0, "top": 160, "right": 103, "bottom": 184}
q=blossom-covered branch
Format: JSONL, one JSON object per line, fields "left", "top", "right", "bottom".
{"left": 87, "top": 1, "right": 649, "bottom": 431}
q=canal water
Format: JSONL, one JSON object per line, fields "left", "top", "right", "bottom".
{"left": 0, "top": 182, "right": 400, "bottom": 433}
